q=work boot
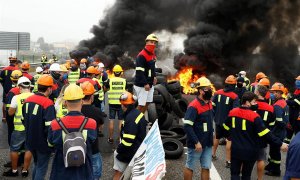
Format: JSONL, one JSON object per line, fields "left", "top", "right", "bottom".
{"left": 3, "top": 169, "right": 18, "bottom": 177}
{"left": 21, "top": 169, "right": 29, "bottom": 178}
{"left": 225, "top": 161, "right": 231, "bottom": 168}
{"left": 265, "top": 170, "right": 281, "bottom": 177}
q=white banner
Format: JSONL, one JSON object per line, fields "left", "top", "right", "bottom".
{"left": 122, "top": 120, "right": 166, "bottom": 180}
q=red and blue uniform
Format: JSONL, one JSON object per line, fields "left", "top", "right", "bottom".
{"left": 223, "top": 107, "right": 282, "bottom": 180}
{"left": 22, "top": 93, "right": 56, "bottom": 153}
{"left": 0, "top": 65, "right": 19, "bottom": 100}
{"left": 184, "top": 97, "right": 214, "bottom": 149}
{"left": 48, "top": 111, "right": 97, "bottom": 180}
{"left": 5, "top": 87, "right": 20, "bottom": 145}
{"left": 134, "top": 48, "right": 156, "bottom": 88}
{"left": 286, "top": 89, "right": 300, "bottom": 134}
{"left": 22, "top": 71, "right": 35, "bottom": 85}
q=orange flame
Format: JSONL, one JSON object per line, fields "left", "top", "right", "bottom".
{"left": 168, "top": 67, "right": 201, "bottom": 94}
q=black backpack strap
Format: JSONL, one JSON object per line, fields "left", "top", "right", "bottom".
{"left": 79, "top": 117, "right": 89, "bottom": 132}
{"left": 56, "top": 118, "right": 69, "bottom": 134}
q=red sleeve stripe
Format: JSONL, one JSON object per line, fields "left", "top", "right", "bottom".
{"left": 216, "top": 89, "right": 238, "bottom": 99}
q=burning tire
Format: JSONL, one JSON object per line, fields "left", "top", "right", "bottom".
{"left": 160, "top": 130, "right": 178, "bottom": 139}
{"left": 171, "top": 98, "right": 188, "bottom": 118}
{"left": 166, "top": 81, "right": 181, "bottom": 94}
{"left": 158, "top": 112, "right": 173, "bottom": 130}
{"left": 169, "top": 125, "right": 187, "bottom": 145}
{"left": 147, "top": 103, "right": 158, "bottom": 123}
{"left": 163, "top": 138, "right": 184, "bottom": 159}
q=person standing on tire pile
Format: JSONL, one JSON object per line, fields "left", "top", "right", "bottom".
{"left": 254, "top": 85, "right": 276, "bottom": 180}
{"left": 134, "top": 33, "right": 158, "bottom": 113}
{"left": 285, "top": 75, "right": 300, "bottom": 142}
{"left": 3, "top": 77, "right": 33, "bottom": 177}
{"left": 47, "top": 84, "right": 97, "bottom": 180}
{"left": 22, "top": 74, "right": 56, "bottom": 180}
{"left": 212, "top": 75, "right": 239, "bottom": 168}
{"left": 106, "top": 64, "right": 127, "bottom": 144}
{"left": 80, "top": 81, "right": 104, "bottom": 180}
{"left": 265, "top": 82, "right": 290, "bottom": 176}
{"left": 0, "top": 57, "right": 19, "bottom": 122}
{"left": 183, "top": 77, "right": 214, "bottom": 180}
{"left": 113, "top": 91, "right": 147, "bottom": 180}
{"left": 223, "top": 91, "right": 288, "bottom": 180}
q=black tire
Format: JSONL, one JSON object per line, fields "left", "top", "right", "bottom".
{"left": 153, "top": 94, "right": 164, "bottom": 104}
{"left": 154, "top": 84, "right": 171, "bottom": 104}
{"left": 166, "top": 81, "right": 181, "bottom": 94}
{"left": 171, "top": 98, "right": 185, "bottom": 118}
{"left": 169, "top": 125, "right": 187, "bottom": 145}
{"left": 172, "top": 92, "right": 182, "bottom": 100}
{"left": 156, "top": 74, "right": 167, "bottom": 84}
{"left": 176, "top": 99, "right": 188, "bottom": 114}
{"left": 160, "top": 130, "right": 178, "bottom": 139}
{"left": 158, "top": 113, "right": 173, "bottom": 130}
{"left": 163, "top": 138, "right": 184, "bottom": 159}
{"left": 147, "top": 103, "right": 158, "bottom": 123}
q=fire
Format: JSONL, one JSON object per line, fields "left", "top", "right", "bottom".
{"left": 168, "top": 68, "right": 201, "bottom": 94}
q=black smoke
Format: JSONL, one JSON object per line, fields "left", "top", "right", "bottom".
{"left": 79, "top": 0, "right": 300, "bottom": 89}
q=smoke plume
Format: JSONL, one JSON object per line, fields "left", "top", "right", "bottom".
{"left": 79, "top": 0, "right": 300, "bottom": 88}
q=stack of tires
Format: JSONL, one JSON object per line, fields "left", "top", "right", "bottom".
{"left": 148, "top": 80, "right": 189, "bottom": 160}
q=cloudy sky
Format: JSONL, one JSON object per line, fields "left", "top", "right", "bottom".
{"left": 0, "top": 0, "right": 115, "bottom": 43}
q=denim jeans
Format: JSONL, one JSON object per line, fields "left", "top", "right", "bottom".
{"left": 92, "top": 153, "right": 103, "bottom": 180}
{"left": 31, "top": 150, "right": 51, "bottom": 180}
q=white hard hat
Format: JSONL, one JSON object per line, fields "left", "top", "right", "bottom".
{"left": 239, "top": 71, "right": 246, "bottom": 75}
{"left": 49, "top": 63, "right": 61, "bottom": 71}
{"left": 17, "top": 77, "right": 31, "bottom": 87}
{"left": 98, "top": 62, "right": 105, "bottom": 68}
{"left": 36, "top": 67, "right": 43, "bottom": 73}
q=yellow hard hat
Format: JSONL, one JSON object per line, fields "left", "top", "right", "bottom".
{"left": 63, "top": 84, "right": 85, "bottom": 100}
{"left": 60, "top": 65, "right": 68, "bottom": 72}
{"left": 10, "top": 70, "right": 23, "bottom": 81}
{"left": 145, "top": 33, "right": 159, "bottom": 42}
{"left": 193, "top": 77, "right": 212, "bottom": 88}
{"left": 113, "top": 64, "right": 123, "bottom": 72}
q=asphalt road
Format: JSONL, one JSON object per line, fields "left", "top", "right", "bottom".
{"left": 0, "top": 85, "right": 288, "bottom": 180}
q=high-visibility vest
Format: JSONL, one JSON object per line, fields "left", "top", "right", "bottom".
{"left": 68, "top": 69, "right": 80, "bottom": 84}
{"left": 33, "top": 74, "right": 42, "bottom": 92}
{"left": 95, "top": 76, "right": 104, "bottom": 101}
{"left": 56, "top": 102, "right": 68, "bottom": 118}
{"left": 14, "top": 92, "right": 33, "bottom": 131}
{"left": 108, "top": 77, "right": 126, "bottom": 105}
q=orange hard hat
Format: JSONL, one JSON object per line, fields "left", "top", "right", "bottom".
{"left": 86, "top": 66, "right": 97, "bottom": 74}
{"left": 21, "top": 61, "right": 30, "bottom": 70}
{"left": 255, "top": 72, "right": 267, "bottom": 81}
{"left": 80, "top": 58, "right": 87, "bottom": 63}
{"left": 270, "top": 82, "right": 285, "bottom": 93}
{"left": 119, "top": 91, "right": 136, "bottom": 105}
{"left": 80, "top": 81, "right": 95, "bottom": 95}
{"left": 258, "top": 77, "right": 270, "bottom": 87}
{"left": 37, "top": 74, "right": 54, "bottom": 86}
{"left": 94, "top": 68, "right": 100, "bottom": 75}
{"left": 296, "top": 75, "right": 300, "bottom": 80}
{"left": 225, "top": 75, "right": 237, "bottom": 85}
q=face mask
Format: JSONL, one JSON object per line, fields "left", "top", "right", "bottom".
{"left": 237, "top": 83, "right": 243, "bottom": 88}
{"left": 51, "top": 71, "right": 61, "bottom": 80}
{"left": 71, "top": 65, "right": 77, "bottom": 71}
{"left": 270, "top": 93, "right": 276, "bottom": 101}
{"left": 80, "top": 63, "right": 86, "bottom": 70}
{"left": 250, "top": 104, "right": 258, "bottom": 111}
{"left": 296, "top": 80, "right": 300, "bottom": 89}
{"left": 145, "top": 44, "right": 156, "bottom": 54}
{"left": 203, "top": 89, "right": 213, "bottom": 100}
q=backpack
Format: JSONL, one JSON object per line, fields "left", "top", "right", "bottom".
{"left": 56, "top": 117, "right": 88, "bottom": 168}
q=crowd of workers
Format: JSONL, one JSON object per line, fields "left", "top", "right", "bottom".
{"left": 0, "top": 32, "right": 299, "bottom": 180}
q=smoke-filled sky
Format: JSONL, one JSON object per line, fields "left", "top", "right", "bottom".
{"left": 0, "top": 0, "right": 115, "bottom": 43}
{"left": 80, "top": 0, "right": 300, "bottom": 88}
